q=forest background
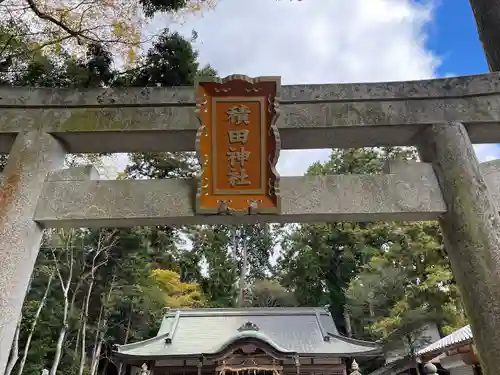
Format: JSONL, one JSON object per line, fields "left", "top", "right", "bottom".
{"left": 0, "top": 0, "right": 470, "bottom": 374}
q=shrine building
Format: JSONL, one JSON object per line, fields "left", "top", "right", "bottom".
{"left": 112, "top": 307, "right": 381, "bottom": 375}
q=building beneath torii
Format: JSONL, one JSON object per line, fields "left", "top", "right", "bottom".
{"left": 113, "top": 307, "right": 381, "bottom": 375}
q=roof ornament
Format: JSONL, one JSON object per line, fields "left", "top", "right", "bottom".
{"left": 238, "top": 321, "right": 259, "bottom": 331}
{"left": 423, "top": 363, "right": 437, "bottom": 375}
{"left": 165, "top": 332, "right": 172, "bottom": 344}
{"left": 197, "top": 359, "right": 203, "bottom": 375}
{"left": 140, "top": 364, "right": 150, "bottom": 375}
{"left": 349, "top": 359, "right": 361, "bottom": 375}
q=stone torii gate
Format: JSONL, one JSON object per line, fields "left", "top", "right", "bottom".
{"left": 1, "top": 73, "right": 500, "bottom": 375}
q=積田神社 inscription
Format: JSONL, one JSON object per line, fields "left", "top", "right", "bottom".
{"left": 194, "top": 75, "right": 281, "bottom": 215}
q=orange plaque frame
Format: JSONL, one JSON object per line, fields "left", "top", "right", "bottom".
{"left": 194, "top": 75, "right": 281, "bottom": 215}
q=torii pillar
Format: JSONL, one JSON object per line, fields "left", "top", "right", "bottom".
{"left": 0, "top": 131, "right": 66, "bottom": 375}
{"left": 419, "top": 121, "right": 500, "bottom": 375}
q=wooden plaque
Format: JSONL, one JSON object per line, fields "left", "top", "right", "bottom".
{"left": 195, "top": 75, "right": 281, "bottom": 215}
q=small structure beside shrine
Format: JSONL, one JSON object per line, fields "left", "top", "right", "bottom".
{"left": 365, "top": 324, "right": 442, "bottom": 375}
{"left": 417, "top": 325, "right": 481, "bottom": 375}
{"left": 113, "top": 307, "right": 381, "bottom": 375}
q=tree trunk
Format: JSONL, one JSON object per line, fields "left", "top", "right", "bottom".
{"left": 79, "top": 231, "right": 113, "bottom": 375}
{"left": 17, "top": 272, "right": 54, "bottom": 375}
{"left": 118, "top": 307, "right": 133, "bottom": 375}
{"left": 90, "top": 277, "right": 115, "bottom": 375}
{"left": 50, "top": 234, "right": 74, "bottom": 375}
{"left": 5, "top": 316, "right": 21, "bottom": 375}
{"left": 405, "top": 335, "right": 420, "bottom": 375}
{"left": 237, "top": 236, "right": 248, "bottom": 307}
{"left": 49, "top": 318, "right": 68, "bottom": 375}
{"left": 50, "top": 302, "right": 69, "bottom": 375}
{"left": 89, "top": 331, "right": 104, "bottom": 375}
{"left": 343, "top": 310, "right": 352, "bottom": 338}
{"left": 89, "top": 305, "right": 104, "bottom": 375}
{"left": 468, "top": 0, "right": 500, "bottom": 71}
{"left": 73, "top": 302, "right": 84, "bottom": 362}
{"left": 78, "top": 289, "right": 93, "bottom": 375}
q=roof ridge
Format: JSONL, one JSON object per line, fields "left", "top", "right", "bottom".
{"left": 314, "top": 310, "right": 330, "bottom": 342}
{"left": 115, "top": 332, "right": 169, "bottom": 351}
{"left": 327, "top": 333, "right": 382, "bottom": 349}
{"left": 416, "top": 324, "right": 472, "bottom": 356}
{"left": 165, "top": 310, "right": 181, "bottom": 344}
{"left": 164, "top": 307, "right": 331, "bottom": 317}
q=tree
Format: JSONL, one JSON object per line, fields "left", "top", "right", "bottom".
{"left": 468, "top": 0, "right": 500, "bottom": 71}
{"left": 277, "top": 147, "right": 418, "bottom": 335}
{"left": 248, "top": 280, "right": 298, "bottom": 307}
{"left": 0, "top": 0, "right": 216, "bottom": 69}
{"left": 345, "top": 221, "right": 467, "bottom": 361}
{"left": 185, "top": 224, "right": 280, "bottom": 308}
{"left": 151, "top": 269, "right": 205, "bottom": 307}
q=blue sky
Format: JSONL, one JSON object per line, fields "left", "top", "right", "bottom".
{"left": 424, "top": 0, "right": 500, "bottom": 161}
{"left": 427, "top": 0, "right": 489, "bottom": 76}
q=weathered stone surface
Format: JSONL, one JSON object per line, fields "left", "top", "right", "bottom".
{"left": 0, "top": 132, "right": 65, "bottom": 375}
{"left": 479, "top": 159, "right": 500, "bottom": 210}
{"left": 33, "top": 162, "right": 447, "bottom": 227}
{"left": 0, "top": 74, "right": 500, "bottom": 152}
{"left": 46, "top": 165, "right": 100, "bottom": 181}
{"left": 0, "top": 72, "right": 498, "bottom": 106}
{"left": 418, "top": 122, "right": 500, "bottom": 375}
{"left": 28, "top": 159, "right": 500, "bottom": 227}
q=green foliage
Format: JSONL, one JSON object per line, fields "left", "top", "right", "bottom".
{"left": 249, "top": 280, "right": 298, "bottom": 307}
{"left": 129, "top": 30, "right": 200, "bottom": 87}
{"left": 140, "top": 0, "right": 196, "bottom": 17}
{"left": 277, "top": 147, "right": 418, "bottom": 335}
{"left": 184, "top": 224, "right": 279, "bottom": 307}
{"left": 345, "top": 220, "right": 467, "bottom": 354}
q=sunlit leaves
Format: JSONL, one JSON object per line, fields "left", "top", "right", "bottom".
{"left": 151, "top": 269, "right": 205, "bottom": 307}
{"left": 0, "top": 0, "right": 215, "bottom": 62}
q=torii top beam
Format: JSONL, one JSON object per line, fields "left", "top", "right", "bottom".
{"left": 0, "top": 72, "right": 499, "bottom": 154}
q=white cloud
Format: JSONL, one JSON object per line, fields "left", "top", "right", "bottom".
{"left": 97, "top": 0, "right": 499, "bottom": 179}
{"left": 144, "top": 0, "right": 446, "bottom": 175}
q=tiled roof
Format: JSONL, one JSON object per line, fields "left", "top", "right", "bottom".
{"left": 367, "top": 357, "right": 414, "bottom": 375}
{"left": 416, "top": 325, "right": 472, "bottom": 357}
{"left": 114, "top": 307, "right": 381, "bottom": 359}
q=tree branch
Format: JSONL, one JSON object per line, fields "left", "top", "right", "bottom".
{"left": 25, "top": 0, "right": 85, "bottom": 44}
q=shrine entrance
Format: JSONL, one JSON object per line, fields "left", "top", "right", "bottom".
{"left": 216, "top": 355, "right": 284, "bottom": 375}
{"left": 1, "top": 74, "right": 500, "bottom": 375}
